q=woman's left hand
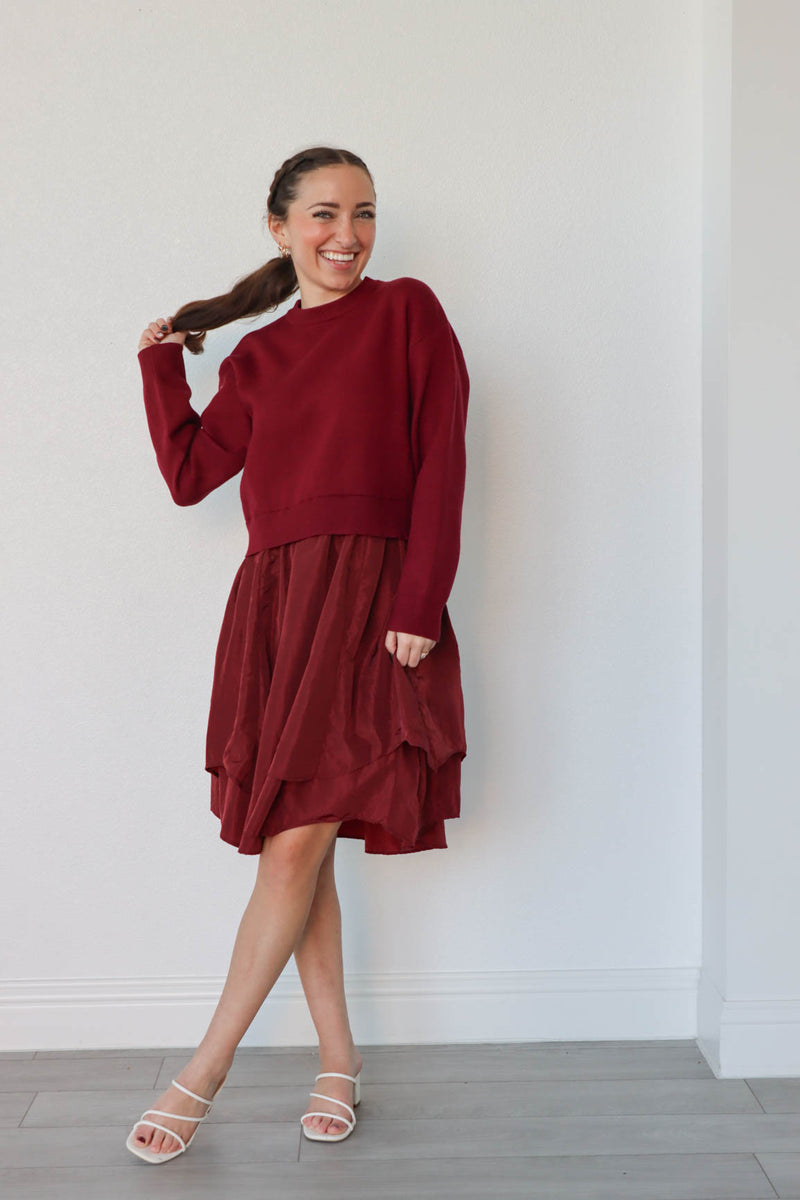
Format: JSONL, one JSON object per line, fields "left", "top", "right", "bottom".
{"left": 385, "top": 630, "right": 436, "bottom": 668}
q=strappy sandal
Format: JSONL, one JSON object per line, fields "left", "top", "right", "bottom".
{"left": 300, "top": 1069, "right": 361, "bottom": 1142}
{"left": 126, "top": 1074, "right": 227, "bottom": 1164}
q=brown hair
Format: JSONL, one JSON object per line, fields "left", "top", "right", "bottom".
{"left": 169, "top": 146, "right": 374, "bottom": 355}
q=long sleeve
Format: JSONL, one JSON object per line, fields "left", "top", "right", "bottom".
{"left": 137, "top": 341, "right": 252, "bottom": 506}
{"left": 386, "top": 320, "right": 469, "bottom": 643}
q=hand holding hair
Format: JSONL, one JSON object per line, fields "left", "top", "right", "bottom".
{"left": 138, "top": 316, "right": 187, "bottom": 352}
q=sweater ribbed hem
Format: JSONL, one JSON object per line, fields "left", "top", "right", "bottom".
{"left": 244, "top": 494, "right": 412, "bottom": 555}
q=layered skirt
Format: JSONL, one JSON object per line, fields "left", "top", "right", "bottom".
{"left": 205, "top": 533, "right": 467, "bottom": 855}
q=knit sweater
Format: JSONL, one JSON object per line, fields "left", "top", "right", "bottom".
{"left": 137, "top": 274, "right": 469, "bottom": 643}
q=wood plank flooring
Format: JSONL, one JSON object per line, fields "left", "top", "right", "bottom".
{"left": 1, "top": 1039, "right": 798, "bottom": 1197}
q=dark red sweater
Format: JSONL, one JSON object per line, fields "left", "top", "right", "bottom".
{"left": 137, "top": 274, "right": 469, "bottom": 643}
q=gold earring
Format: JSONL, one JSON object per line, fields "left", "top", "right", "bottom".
{"left": 279, "top": 245, "right": 291, "bottom": 258}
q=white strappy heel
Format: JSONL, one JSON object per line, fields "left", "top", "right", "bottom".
{"left": 300, "top": 1069, "right": 362, "bottom": 1142}
{"left": 126, "top": 1074, "right": 227, "bottom": 1164}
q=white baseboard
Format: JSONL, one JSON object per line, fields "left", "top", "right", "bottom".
{"left": 1, "top": 967, "right": 698, "bottom": 1052}
{"left": 698, "top": 967, "right": 800, "bottom": 1077}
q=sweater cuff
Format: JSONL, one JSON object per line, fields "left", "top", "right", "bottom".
{"left": 386, "top": 591, "right": 444, "bottom": 644}
{"left": 138, "top": 341, "right": 185, "bottom": 360}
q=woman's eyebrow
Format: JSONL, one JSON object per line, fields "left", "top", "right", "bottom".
{"left": 305, "top": 200, "right": 376, "bottom": 209}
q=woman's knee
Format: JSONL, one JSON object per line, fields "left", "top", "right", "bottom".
{"left": 257, "top": 821, "right": 341, "bottom": 884}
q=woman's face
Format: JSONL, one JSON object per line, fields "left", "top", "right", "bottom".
{"left": 270, "top": 164, "right": 377, "bottom": 303}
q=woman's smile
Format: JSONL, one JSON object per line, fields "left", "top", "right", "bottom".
{"left": 319, "top": 249, "right": 358, "bottom": 269}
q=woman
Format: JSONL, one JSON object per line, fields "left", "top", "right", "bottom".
{"left": 126, "top": 145, "right": 469, "bottom": 1162}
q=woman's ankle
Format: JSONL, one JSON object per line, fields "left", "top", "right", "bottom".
{"left": 188, "top": 1046, "right": 235, "bottom": 1083}
{"left": 318, "top": 1042, "right": 361, "bottom": 1071}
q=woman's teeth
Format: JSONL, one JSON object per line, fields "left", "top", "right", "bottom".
{"left": 320, "top": 251, "right": 355, "bottom": 262}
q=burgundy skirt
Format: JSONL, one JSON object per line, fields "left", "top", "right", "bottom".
{"left": 205, "top": 532, "right": 467, "bottom": 855}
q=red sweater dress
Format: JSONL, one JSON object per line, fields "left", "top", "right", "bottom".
{"left": 138, "top": 274, "right": 469, "bottom": 855}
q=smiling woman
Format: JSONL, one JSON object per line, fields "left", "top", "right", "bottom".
{"left": 130, "top": 144, "right": 470, "bottom": 1160}
{"left": 268, "top": 167, "right": 378, "bottom": 302}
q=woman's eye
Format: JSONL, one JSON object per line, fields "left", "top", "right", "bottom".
{"left": 312, "top": 211, "right": 375, "bottom": 219}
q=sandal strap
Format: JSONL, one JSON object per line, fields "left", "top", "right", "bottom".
{"left": 170, "top": 1078, "right": 216, "bottom": 1106}
{"left": 308, "top": 1091, "right": 355, "bottom": 1121}
{"left": 130, "top": 1119, "right": 188, "bottom": 1151}
{"left": 315, "top": 1071, "right": 358, "bottom": 1084}
{"left": 301, "top": 1110, "right": 355, "bottom": 1130}
{"left": 136, "top": 1107, "right": 209, "bottom": 1124}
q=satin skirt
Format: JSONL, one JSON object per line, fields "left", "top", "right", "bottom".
{"left": 205, "top": 533, "right": 467, "bottom": 855}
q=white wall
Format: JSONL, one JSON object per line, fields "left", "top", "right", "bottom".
{"left": 2, "top": 1, "right": 705, "bottom": 1051}
{"left": 700, "top": 0, "right": 800, "bottom": 1077}
{"left": 700, "top": 0, "right": 732, "bottom": 1068}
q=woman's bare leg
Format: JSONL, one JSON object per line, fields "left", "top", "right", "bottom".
{"left": 294, "top": 837, "right": 363, "bottom": 1136}
{"left": 133, "top": 820, "right": 343, "bottom": 1156}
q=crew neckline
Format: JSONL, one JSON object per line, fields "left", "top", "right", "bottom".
{"left": 283, "top": 275, "right": 377, "bottom": 325}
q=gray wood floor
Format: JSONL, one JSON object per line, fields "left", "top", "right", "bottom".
{"left": 1, "top": 1038, "right": 799, "bottom": 1197}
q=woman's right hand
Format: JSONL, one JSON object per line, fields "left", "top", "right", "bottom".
{"left": 138, "top": 317, "right": 187, "bottom": 352}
